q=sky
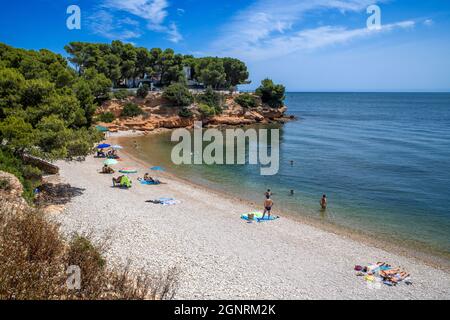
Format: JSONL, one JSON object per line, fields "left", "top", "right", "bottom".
{"left": 0, "top": 0, "right": 449, "bottom": 91}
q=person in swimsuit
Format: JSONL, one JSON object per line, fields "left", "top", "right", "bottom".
{"left": 265, "top": 189, "right": 272, "bottom": 197}
{"left": 320, "top": 194, "right": 327, "bottom": 210}
{"left": 262, "top": 195, "right": 274, "bottom": 220}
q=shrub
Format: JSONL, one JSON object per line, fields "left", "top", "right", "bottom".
{"left": 198, "top": 103, "right": 216, "bottom": 118}
{"left": 121, "top": 103, "right": 143, "bottom": 118}
{"left": 178, "top": 107, "right": 193, "bottom": 118}
{"left": 0, "top": 179, "right": 10, "bottom": 191}
{"left": 114, "top": 89, "right": 133, "bottom": 100}
{"left": 235, "top": 93, "right": 257, "bottom": 109}
{"left": 196, "top": 87, "right": 223, "bottom": 114}
{"left": 21, "top": 165, "right": 42, "bottom": 181}
{"left": 136, "top": 84, "right": 149, "bottom": 99}
{"left": 163, "top": 83, "right": 193, "bottom": 106}
{"left": 0, "top": 148, "right": 36, "bottom": 202}
{"left": 255, "top": 78, "right": 285, "bottom": 108}
{"left": 97, "top": 112, "right": 115, "bottom": 123}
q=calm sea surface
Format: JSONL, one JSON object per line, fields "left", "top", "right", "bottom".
{"left": 121, "top": 93, "right": 450, "bottom": 257}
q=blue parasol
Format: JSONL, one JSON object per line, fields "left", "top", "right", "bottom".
{"left": 150, "top": 166, "right": 165, "bottom": 172}
{"left": 97, "top": 143, "right": 111, "bottom": 149}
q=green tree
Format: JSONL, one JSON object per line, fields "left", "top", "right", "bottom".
{"left": 195, "top": 58, "right": 226, "bottom": 89}
{"left": 223, "top": 58, "right": 250, "bottom": 87}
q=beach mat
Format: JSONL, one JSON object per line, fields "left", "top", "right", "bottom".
{"left": 139, "top": 180, "right": 161, "bottom": 185}
{"left": 241, "top": 212, "right": 279, "bottom": 222}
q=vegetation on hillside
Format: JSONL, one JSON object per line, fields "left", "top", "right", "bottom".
{"left": 0, "top": 201, "right": 178, "bottom": 300}
{"left": 65, "top": 41, "right": 250, "bottom": 89}
{"left": 163, "top": 83, "right": 194, "bottom": 106}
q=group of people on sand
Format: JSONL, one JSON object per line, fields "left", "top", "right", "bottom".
{"left": 261, "top": 189, "right": 328, "bottom": 219}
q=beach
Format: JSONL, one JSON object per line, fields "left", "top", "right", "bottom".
{"left": 49, "top": 133, "right": 450, "bottom": 300}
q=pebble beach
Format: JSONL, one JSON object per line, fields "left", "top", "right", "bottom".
{"left": 52, "top": 135, "right": 450, "bottom": 300}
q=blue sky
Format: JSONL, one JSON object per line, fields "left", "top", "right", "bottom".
{"left": 1, "top": 0, "right": 449, "bottom": 91}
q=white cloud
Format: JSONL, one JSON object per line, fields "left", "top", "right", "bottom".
{"left": 103, "top": 0, "right": 169, "bottom": 25}
{"left": 177, "top": 8, "right": 185, "bottom": 16}
{"left": 423, "top": 19, "right": 434, "bottom": 26}
{"left": 88, "top": 10, "right": 142, "bottom": 41}
{"left": 210, "top": 0, "right": 417, "bottom": 60}
{"left": 91, "top": 0, "right": 183, "bottom": 43}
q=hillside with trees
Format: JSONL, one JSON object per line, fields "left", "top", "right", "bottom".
{"left": 64, "top": 41, "right": 250, "bottom": 89}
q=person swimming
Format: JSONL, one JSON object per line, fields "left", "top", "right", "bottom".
{"left": 320, "top": 194, "right": 327, "bottom": 210}
{"left": 261, "top": 195, "right": 274, "bottom": 220}
{"left": 265, "top": 189, "right": 272, "bottom": 197}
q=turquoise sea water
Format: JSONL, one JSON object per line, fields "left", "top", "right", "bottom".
{"left": 122, "top": 93, "right": 450, "bottom": 258}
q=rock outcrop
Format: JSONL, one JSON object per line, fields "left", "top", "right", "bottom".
{"left": 96, "top": 92, "right": 291, "bottom": 133}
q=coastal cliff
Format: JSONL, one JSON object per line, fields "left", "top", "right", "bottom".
{"left": 95, "top": 92, "right": 292, "bottom": 133}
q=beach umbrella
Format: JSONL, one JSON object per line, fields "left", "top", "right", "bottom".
{"left": 97, "top": 143, "right": 111, "bottom": 149}
{"left": 111, "top": 145, "right": 123, "bottom": 150}
{"left": 95, "top": 125, "right": 109, "bottom": 132}
{"left": 104, "top": 159, "right": 118, "bottom": 166}
{"left": 150, "top": 166, "right": 165, "bottom": 172}
{"left": 119, "top": 168, "right": 138, "bottom": 174}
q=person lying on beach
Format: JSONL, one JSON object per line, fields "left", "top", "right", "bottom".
{"left": 97, "top": 149, "right": 106, "bottom": 158}
{"left": 112, "top": 175, "right": 124, "bottom": 187}
{"left": 261, "top": 195, "right": 274, "bottom": 219}
{"left": 320, "top": 194, "right": 327, "bottom": 210}
{"left": 100, "top": 164, "right": 115, "bottom": 174}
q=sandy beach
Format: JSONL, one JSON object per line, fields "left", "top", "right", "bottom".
{"left": 52, "top": 134, "right": 450, "bottom": 300}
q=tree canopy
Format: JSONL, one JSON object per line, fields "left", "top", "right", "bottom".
{"left": 0, "top": 42, "right": 104, "bottom": 161}
{"left": 65, "top": 41, "right": 250, "bottom": 89}
{"left": 255, "top": 79, "right": 286, "bottom": 108}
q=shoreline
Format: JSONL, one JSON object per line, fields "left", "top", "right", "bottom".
{"left": 52, "top": 131, "right": 450, "bottom": 299}
{"left": 113, "top": 131, "right": 450, "bottom": 272}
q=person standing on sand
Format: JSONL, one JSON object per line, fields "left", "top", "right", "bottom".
{"left": 320, "top": 194, "right": 327, "bottom": 210}
{"left": 261, "top": 195, "right": 274, "bottom": 220}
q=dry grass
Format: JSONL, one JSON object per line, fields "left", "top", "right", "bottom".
{"left": 0, "top": 202, "right": 178, "bottom": 300}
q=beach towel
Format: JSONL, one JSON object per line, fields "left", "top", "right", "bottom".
{"left": 146, "top": 197, "right": 180, "bottom": 206}
{"left": 241, "top": 212, "right": 279, "bottom": 222}
{"left": 139, "top": 180, "right": 161, "bottom": 185}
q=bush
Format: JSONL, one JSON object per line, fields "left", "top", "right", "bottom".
{"left": 0, "top": 148, "right": 37, "bottom": 202}
{"left": 136, "top": 84, "right": 149, "bottom": 99}
{"left": 121, "top": 103, "right": 143, "bottom": 118}
{"left": 114, "top": 89, "right": 133, "bottom": 100}
{"left": 196, "top": 87, "right": 222, "bottom": 112}
{"left": 163, "top": 83, "right": 193, "bottom": 106}
{"left": 255, "top": 78, "right": 285, "bottom": 108}
{"left": 235, "top": 93, "right": 257, "bottom": 109}
{"left": 97, "top": 112, "right": 115, "bottom": 123}
{"left": 198, "top": 103, "right": 216, "bottom": 118}
{"left": 0, "top": 203, "right": 179, "bottom": 300}
{"left": 178, "top": 107, "right": 193, "bottom": 118}
{"left": 0, "top": 179, "right": 10, "bottom": 191}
